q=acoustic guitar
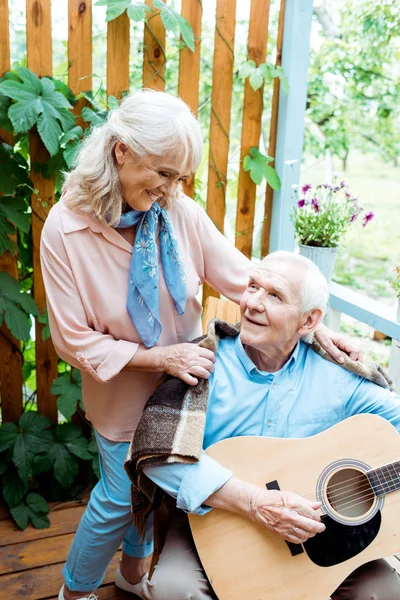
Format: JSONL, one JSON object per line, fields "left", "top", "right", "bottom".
{"left": 189, "top": 414, "right": 400, "bottom": 600}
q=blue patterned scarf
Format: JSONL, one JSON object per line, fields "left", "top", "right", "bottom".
{"left": 115, "top": 203, "right": 187, "bottom": 347}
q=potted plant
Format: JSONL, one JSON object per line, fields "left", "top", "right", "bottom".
{"left": 291, "top": 181, "right": 374, "bottom": 281}
{"left": 389, "top": 267, "right": 400, "bottom": 322}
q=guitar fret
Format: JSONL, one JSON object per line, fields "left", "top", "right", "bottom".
{"left": 367, "top": 461, "right": 400, "bottom": 497}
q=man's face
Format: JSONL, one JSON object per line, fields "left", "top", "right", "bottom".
{"left": 240, "top": 257, "right": 306, "bottom": 352}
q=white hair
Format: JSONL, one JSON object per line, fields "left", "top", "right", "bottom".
{"left": 62, "top": 89, "right": 203, "bottom": 225}
{"left": 263, "top": 251, "right": 329, "bottom": 341}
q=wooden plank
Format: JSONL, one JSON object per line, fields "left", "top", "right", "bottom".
{"left": 203, "top": 0, "right": 237, "bottom": 304}
{"left": 235, "top": 0, "right": 271, "bottom": 258}
{"left": 0, "top": 532, "right": 75, "bottom": 575}
{"left": 107, "top": 11, "right": 130, "bottom": 99}
{"left": 68, "top": 0, "right": 93, "bottom": 124}
{"left": 143, "top": 0, "right": 166, "bottom": 90}
{"left": 26, "top": 0, "right": 58, "bottom": 423}
{"left": 178, "top": 0, "right": 202, "bottom": 199}
{"left": 261, "top": 0, "right": 286, "bottom": 257}
{"left": 0, "top": 506, "right": 85, "bottom": 547}
{"left": 202, "top": 297, "right": 240, "bottom": 334}
{"left": 0, "top": 549, "right": 121, "bottom": 599}
{"left": 0, "top": 0, "right": 24, "bottom": 423}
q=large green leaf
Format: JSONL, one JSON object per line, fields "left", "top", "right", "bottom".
{"left": 10, "top": 502, "right": 30, "bottom": 529}
{"left": 50, "top": 443, "right": 79, "bottom": 488}
{"left": 28, "top": 510, "right": 50, "bottom": 529}
{"left": 51, "top": 375, "right": 82, "bottom": 420}
{"left": 243, "top": 147, "right": 280, "bottom": 190}
{"left": 0, "top": 272, "right": 39, "bottom": 341}
{"left": 0, "top": 67, "right": 73, "bottom": 155}
{"left": 19, "top": 412, "right": 51, "bottom": 435}
{"left": 0, "top": 423, "right": 19, "bottom": 453}
{"left": 153, "top": 0, "right": 195, "bottom": 51}
{"left": 2, "top": 466, "right": 28, "bottom": 507}
{"left": 26, "top": 492, "right": 49, "bottom": 514}
{"left": 0, "top": 144, "right": 31, "bottom": 195}
{"left": 95, "top": 0, "right": 152, "bottom": 22}
{"left": 0, "top": 212, "right": 15, "bottom": 255}
{"left": 0, "top": 196, "right": 30, "bottom": 234}
{"left": 12, "top": 435, "right": 32, "bottom": 483}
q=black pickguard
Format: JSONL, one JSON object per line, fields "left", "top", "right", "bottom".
{"left": 303, "top": 511, "right": 381, "bottom": 567}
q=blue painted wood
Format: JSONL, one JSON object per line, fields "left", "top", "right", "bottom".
{"left": 329, "top": 282, "right": 400, "bottom": 340}
{"left": 269, "top": 0, "right": 314, "bottom": 252}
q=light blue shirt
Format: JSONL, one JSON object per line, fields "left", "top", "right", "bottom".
{"left": 145, "top": 336, "right": 400, "bottom": 515}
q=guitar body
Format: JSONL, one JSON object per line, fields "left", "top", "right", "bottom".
{"left": 189, "top": 414, "right": 400, "bottom": 600}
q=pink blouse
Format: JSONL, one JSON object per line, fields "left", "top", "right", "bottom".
{"left": 40, "top": 194, "right": 253, "bottom": 441}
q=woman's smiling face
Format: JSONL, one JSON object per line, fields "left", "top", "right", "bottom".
{"left": 114, "top": 141, "right": 191, "bottom": 212}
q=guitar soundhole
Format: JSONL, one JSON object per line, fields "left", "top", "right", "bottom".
{"left": 326, "top": 468, "right": 374, "bottom": 519}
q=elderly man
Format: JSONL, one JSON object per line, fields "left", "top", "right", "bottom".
{"left": 126, "top": 251, "right": 400, "bottom": 600}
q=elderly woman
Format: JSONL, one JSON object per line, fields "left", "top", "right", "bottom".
{"left": 40, "top": 90, "right": 359, "bottom": 600}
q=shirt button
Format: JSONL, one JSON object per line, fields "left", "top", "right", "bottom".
{"left": 271, "top": 383, "right": 276, "bottom": 389}
{"left": 267, "top": 420, "right": 273, "bottom": 427}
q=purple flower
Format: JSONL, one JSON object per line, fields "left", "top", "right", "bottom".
{"left": 297, "top": 199, "right": 306, "bottom": 208}
{"left": 311, "top": 197, "right": 320, "bottom": 212}
{"left": 323, "top": 183, "right": 332, "bottom": 190}
{"left": 340, "top": 180, "right": 346, "bottom": 188}
{"left": 333, "top": 186, "right": 340, "bottom": 193}
{"left": 349, "top": 213, "right": 359, "bottom": 223}
{"left": 363, "top": 211, "right": 375, "bottom": 227}
{"left": 301, "top": 184, "right": 312, "bottom": 194}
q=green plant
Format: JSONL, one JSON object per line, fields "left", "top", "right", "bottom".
{"left": 0, "top": 412, "right": 99, "bottom": 529}
{"left": 239, "top": 60, "right": 289, "bottom": 93}
{"left": 291, "top": 181, "right": 374, "bottom": 247}
{"left": 243, "top": 147, "right": 280, "bottom": 190}
{"left": 389, "top": 267, "right": 400, "bottom": 298}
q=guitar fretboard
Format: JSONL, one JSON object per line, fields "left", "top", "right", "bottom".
{"left": 366, "top": 460, "right": 400, "bottom": 497}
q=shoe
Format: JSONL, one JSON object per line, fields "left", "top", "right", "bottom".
{"left": 58, "top": 585, "right": 97, "bottom": 600}
{"left": 115, "top": 567, "right": 150, "bottom": 598}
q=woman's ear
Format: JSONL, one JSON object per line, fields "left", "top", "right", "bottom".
{"left": 298, "top": 308, "right": 324, "bottom": 338}
{"left": 114, "top": 141, "right": 129, "bottom": 166}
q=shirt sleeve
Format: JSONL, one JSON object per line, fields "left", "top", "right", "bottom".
{"left": 194, "top": 202, "right": 253, "bottom": 304}
{"left": 144, "top": 451, "right": 233, "bottom": 515}
{"left": 40, "top": 214, "right": 139, "bottom": 383}
{"left": 345, "top": 377, "right": 400, "bottom": 432}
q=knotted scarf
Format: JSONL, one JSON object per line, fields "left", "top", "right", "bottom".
{"left": 115, "top": 202, "right": 187, "bottom": 347}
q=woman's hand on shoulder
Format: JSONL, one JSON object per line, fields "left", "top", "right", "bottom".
{"left": 159, "top": 343, "right": 216, "bottom": 386}
{"left": 314, "top": 323, "right": 363, "bottom": 363}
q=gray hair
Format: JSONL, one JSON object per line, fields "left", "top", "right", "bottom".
{"left": 263, "top": 251, "right": 329, "bottom": 341}
{"left": 62, "top": 89, "right": 203, "bottom": 225}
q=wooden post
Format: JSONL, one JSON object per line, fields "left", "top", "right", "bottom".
{"left": 178, "top": 0, "right": 202, "bottom": 199}
{"left": 143, "top": 0, "right": 166, "bottom": 90}
{"left": 268, "top": 0, "right": 313, "bottom": 252}
{"left": 68, "top": 0, "right": 92, "bottom": 119}
{"left": 235, "top": 0, "right": 271, "bottom": 258}
{"left": 203, "top": 0, "right": 237, "bottom": 304}
{"left": 107, "top": 11, "right": 130, "bottom": 99}
{"left": 261, "top": 0, "right": 286, "bottom": 257}
{"left": 0, "top": 0, "right": 23, "bottom": 423}
{"left": 26, "top": 0, "right": 58, "bottom": 422}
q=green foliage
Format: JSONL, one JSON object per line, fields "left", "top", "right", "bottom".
{"left": 0, "top": 272, "right": 40, "bottom": 341}
{"left": 0, "top": 67, "right": 75, "bottom": 156}
{"left": 243, "top": 147, "right": 281, "bottom": 190}
{"left": 51, "top": 369, "right": 83, "bottom": 420}
{"left": 389, "top": 267, "right": 400, "bottom": 298}
{"left": 239, "top": 60, "right": 289, "bottom": 93}
{"left": 0, "top": 412, "right": 99, "bottom": 530}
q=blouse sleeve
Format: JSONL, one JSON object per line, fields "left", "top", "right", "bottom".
{"left": 40, "top": 212, "right": 139, "bottom": 383}
{"left": 194, "top": 202, "right": 253, "bottom": 303}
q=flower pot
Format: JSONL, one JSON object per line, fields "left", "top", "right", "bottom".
{"left": 298, "top": 244, "right": 339, "bottom": 282}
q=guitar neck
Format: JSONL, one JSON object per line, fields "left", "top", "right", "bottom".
{"left": 367, "top": 460, "right": 400, "bottom": 497}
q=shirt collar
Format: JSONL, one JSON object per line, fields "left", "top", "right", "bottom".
{"left": 234, "top": 334, "right": 300, "bottom": 379}
{"left": 59, "top": 198, "right": 103, "bottom": 234}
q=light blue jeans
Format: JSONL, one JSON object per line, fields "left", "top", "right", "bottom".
{"left": 63, "top": 430, "right": 154, "bottom": 592}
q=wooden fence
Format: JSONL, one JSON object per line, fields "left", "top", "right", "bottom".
{"left": 0, "top": 0, "right": 286, "bottom": 424}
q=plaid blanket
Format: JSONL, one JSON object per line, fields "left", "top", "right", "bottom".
{"left": 124, "top": 318, "right": 395, "bottom": 535}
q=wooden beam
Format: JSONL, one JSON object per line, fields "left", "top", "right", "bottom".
{"left": 268, "top": 0, "right": 313, "bottom": 251}
{"left": 203, "top": 0, "right": 237, "bottom": 304}
{"left": 26, "top": 0, "right": 58, "bottom": 423}
{"left": 143, "top": 0, "right": 166, "bottom": 90}
{"left": 261, "top": 0, "right": 286, "bottom": 257}
{"left": 235, "top": 0, "right": 271, "bottom": 258}
{"left": 0, "top": 0, "right": 23, "bottom": 423}
{"left": 107, "top": 11, "right": 130, "bottom": 99}
{"left": 68, "top": 0, "right": 92, "bottom": 123}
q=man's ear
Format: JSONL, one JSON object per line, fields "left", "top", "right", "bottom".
{"left": 298, "top": 308, "right": 324, "bottom": 337}
{"left": 114, "top": 141, "right": 129, "bottom": 166}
